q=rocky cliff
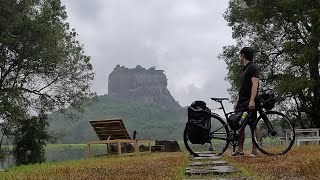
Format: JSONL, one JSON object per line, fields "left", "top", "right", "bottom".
{"left": 108, "top": 65, "right": 180, "bottom": 109}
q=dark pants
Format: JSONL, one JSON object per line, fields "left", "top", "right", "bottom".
{"left": 236, "top": 101, "right": 257, "bottom": 128}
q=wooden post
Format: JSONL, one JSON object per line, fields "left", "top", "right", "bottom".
{"left": 134, "top": 140, "right": 139, "bottom": 154}
{"left": 149, "top": 141, "right": 151, "bottom": 153}
{"left": 124, "top": 143, "right": 127, "bottom": 153}
{"left": 87, "top": 144, "right": 91, "bottom": 158}
{"left": 107, "top": 143, "right": 112, "bottom": 155}
{"left": 107, "top": 136, "right": 112, "bottom": 155}
{"left": 117, "top": 141, "right": 121, "bottom": 156}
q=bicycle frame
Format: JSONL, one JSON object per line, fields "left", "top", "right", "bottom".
{"left": 209, "top": 100, "right": 276, "bottom": 143}
{"left": 184, "top": 98, "right": 295, "bottom": 157}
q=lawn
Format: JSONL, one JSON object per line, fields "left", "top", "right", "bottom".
{"left": 2, "top": 145, "right": 320, "bottom": 179}
{"left": 226, "top": 145, "right": 320, "bottom": 180}
{"left": 1, "top": 152, "right": 188, "bottom": 180}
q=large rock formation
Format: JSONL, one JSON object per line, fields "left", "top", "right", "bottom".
{"left": 108, "top": 65, "right": 180, "bottom": 109}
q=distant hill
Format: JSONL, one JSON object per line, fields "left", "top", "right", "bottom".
{"left": 108, "top": 65, "right": 180, "bottom": 109}
{"left": 49, "top": 95, "right": 187, "bottom": 143}
{"left": 49, "top": 65, "right": 187, "bottom": 143}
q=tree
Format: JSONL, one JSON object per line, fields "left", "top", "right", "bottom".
{"left": 0, "top": 0, "right": 94, "bottom": 164}
{"left": 220, "top": 0, "right": 320, "bottom": 127}
{"left": 12, "top": 114, "right": 54, "bottom": 165}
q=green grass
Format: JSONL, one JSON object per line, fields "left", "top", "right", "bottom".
{"left": 7, "top": 141, "right": 318, "bottom": 179}
{"left": 1, "top": 143, "right": 155, "bottom": 150}
{"left": 1, "top": 152, "right": 188, "bottom": 180}
{"left": 3, "top": 144, "right": 319, "bottom": 179}
{"left": 226, "top": 145, "right": 320, "bottom": 179}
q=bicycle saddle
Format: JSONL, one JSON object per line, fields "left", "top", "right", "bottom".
{"left": 211, "top": 97, "right": 229, "bottom": 102}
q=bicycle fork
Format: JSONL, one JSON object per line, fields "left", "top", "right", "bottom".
{"left": 260, "top": 112, "right": 277, "bottom": 137}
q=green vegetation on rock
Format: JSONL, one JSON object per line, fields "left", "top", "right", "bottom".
{"left": 49, "top": 95, "right": 187, "bottom": 143}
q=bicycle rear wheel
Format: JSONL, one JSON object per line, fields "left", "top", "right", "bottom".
{"left": 183, "top": 115, "right": 230, "bottom": 156}
{"left": 252, "top": 111, "right": 295, "bottom": 155}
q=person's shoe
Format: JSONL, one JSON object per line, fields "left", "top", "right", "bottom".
{"left": 230, "top": 151, "right": 244, "bottom": 157}
{"left": 249, "top": 151, "right": 258, "bottom": 157}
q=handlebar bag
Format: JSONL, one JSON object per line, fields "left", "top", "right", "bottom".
{"left": 257, "top": 92, "right": 276, "bottom": 110}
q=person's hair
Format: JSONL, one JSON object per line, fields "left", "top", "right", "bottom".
{"left": 240, "top": 47, "right": 254, "bottom": 61}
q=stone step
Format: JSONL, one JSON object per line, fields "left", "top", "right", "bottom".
{"left": 210, "top": 166, "right": 241, "bottom": 173}
{"left": 185, "top": 166, "right": 240, "bottom": 176}
{"left": 187, "top": 160, "right": 228, "bottom": 166}
{"left": 183, "top": 178, "right": 252, "bottom": 180}
{"left": 194, "top": 151, "right": 217, "bottom": 154}
{"left": 193, "top": 151, "right": 218, "bottom": 157}
{"left": 190, "top": 156, "right": 222, "bottom": 161}
{"left": 196, "top": 153, "right": 219, "bottom": 157}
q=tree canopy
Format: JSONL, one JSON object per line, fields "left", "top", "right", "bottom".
{"left": 220, "top": 0, "right": 320, "bottom": 127}
{"left": 0, "top": 0, "right": 94, "bottom": 120}
{"left": 0, "top": 0, "right": 94, "bottom": 164}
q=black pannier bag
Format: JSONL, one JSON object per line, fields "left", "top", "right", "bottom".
{"left": 228, "top": 112, "right": 242, "bottom": 130}
{"left": 187, "top": 101, "right": 211, "bottom": 144}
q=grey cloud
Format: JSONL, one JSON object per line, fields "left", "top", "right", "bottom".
{"left": 63, "top": 0, "right": 104, "bottom": 21}
{"left": 61, "top": 0, "right": 235, "bottom": 109}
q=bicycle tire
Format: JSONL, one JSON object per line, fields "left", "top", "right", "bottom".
{"left": 183, "top": 114, "right": 230, "bottom": 156}
{"left": 252, "top": 111, "right": 295, "bottom": 155}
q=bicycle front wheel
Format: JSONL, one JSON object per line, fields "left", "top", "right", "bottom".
{"left": 183, "top": 114, "right": 230, "bottom": 156}
{"left": 252, "top": 111, "right": 295, "bottom": 155}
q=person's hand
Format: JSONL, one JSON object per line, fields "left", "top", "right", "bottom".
{"left": 249, "top": 99, "right": 255, "bottom": 111}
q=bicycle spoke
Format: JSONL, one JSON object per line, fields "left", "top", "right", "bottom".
{"left": 211, "top": 137, "right": 229, "bottom": 141}
{"left": 253, "top": 111, "right": 295, "bottom": 155}
{"left": 211, "top": 124, "right": 229, "bottom": 133}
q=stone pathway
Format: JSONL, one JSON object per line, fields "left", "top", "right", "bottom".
{"left": 184, "top": 152, "right": 252, "bottom": 180}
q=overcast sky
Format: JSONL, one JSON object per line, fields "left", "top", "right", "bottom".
{"left": 62, "top": 0, "right": 235, "bottom": 111}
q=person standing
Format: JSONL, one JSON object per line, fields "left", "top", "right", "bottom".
{"left": 231, "top": 47, "right": 260, "bottom": 157}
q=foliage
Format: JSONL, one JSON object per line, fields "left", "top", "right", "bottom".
{"left": 1, "top": 152, "right": 187, "bottom": 180}
{"left": 0, "top": 0, "right": 94, "bottom": 164}
{"left": 10, "top": 114, "right": 55, "bottom": 166}
{"left": 0, "top": 0, "right": 94, "bottom": 119}
{"left": 220, "top": 0, "right": 320, "bottom": 127}
{"left": 49, "top": 95, "right": 187, "bottom": 143}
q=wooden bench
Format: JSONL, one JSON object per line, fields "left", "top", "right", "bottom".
{"left": 279, "top": 137, "right": 286, "bottom": 146}
{"left": 86, "top": 119, "right": 151, "bottom": 158}
{"left": 285, "top": 128, "right": 320, "bottom": 146}
{"left": 296, "top": 137, "right": 320, "bottom": 146}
